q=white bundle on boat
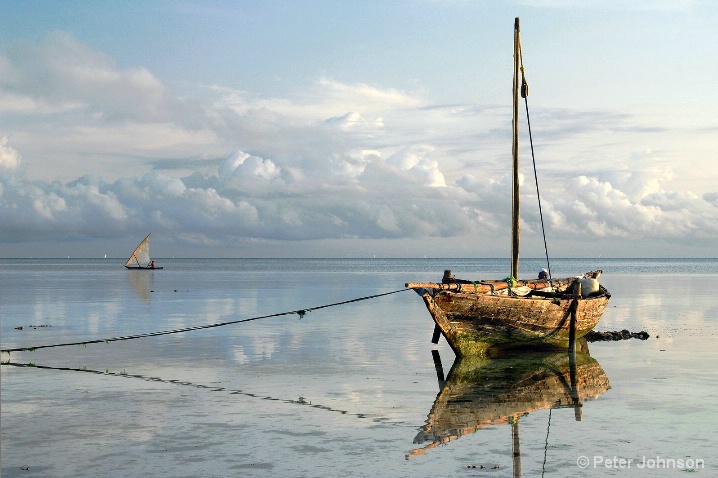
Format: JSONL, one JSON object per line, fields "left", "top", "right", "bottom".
{"left": 497, "top": 285, "right": 532, "bottom": 297}
{"left": 576, "top": 270, "right": 602, "bottom": 297}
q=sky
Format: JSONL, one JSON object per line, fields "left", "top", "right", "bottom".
{"left": 1, "top": 0, "right": 717, "bottom": 259}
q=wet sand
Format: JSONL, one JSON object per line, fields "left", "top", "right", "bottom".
{"left": 1, "top": 259, "right": 716, "bottom": 477}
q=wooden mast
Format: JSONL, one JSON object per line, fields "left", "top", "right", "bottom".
{"left": 511, "top": 17, "right": 521, "bottom": 279}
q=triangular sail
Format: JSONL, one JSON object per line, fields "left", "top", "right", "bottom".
{"left": 124, "top": 234, "right": 152, "bottom": 268}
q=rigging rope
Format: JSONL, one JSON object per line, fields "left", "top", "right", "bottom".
{"left": 541, "top": 408, "right": 553, "bottom": 477}
{"left": 519, "top": 46, "right": 553, "bottom": 281}
{"left": 1, "top": 288, "right": 411, "bottom": 354}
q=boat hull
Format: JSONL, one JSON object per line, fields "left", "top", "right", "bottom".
{"left": 415, "top": 286, "right": 609, "bottom": 356}
{"left": 125, "top": 266, "right": 163, "bottom": 270}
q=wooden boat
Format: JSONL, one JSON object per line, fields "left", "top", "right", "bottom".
{"left": 406, "top": 18, "right": 610, "bottom": 356}
{"left": 124, "top": 233, "right": 163, "bottom": 270}
{"left": 408, "top": 345, "right": 610, "bottom": 467}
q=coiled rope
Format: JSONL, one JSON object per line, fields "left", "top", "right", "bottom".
{"left": 1, "top": 288, "right": 411, "bottom": 354}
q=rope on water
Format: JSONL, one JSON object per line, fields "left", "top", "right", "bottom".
{"left": 1, "top": 288, "right": 411, "bottom": 354}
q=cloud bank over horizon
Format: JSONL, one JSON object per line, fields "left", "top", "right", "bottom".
{"left": 2, "top": 13, "right": 717, "bottom": 258}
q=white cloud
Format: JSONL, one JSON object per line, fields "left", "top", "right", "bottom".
{"left": 219, "top": 152, "right": 281, "bottom": 182}
{"left": 1, "top": 31, "right": 183, "bottom": 122}
{"left": 0, "top": 136, "right": 21, "bottom": 170}
{"left": 325, "top": 112, "right": 384, "bottom": 136}
{"left": 2, "top": 143, "right": 715, "bottom": 252}
{"left": 317, "top": 77, "right": 421, "bottom": 109}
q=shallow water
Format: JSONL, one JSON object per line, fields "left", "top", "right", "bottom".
{"left": 1, "top": 258, "right": 716, "bottom": 477}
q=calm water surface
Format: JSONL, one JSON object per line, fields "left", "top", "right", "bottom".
{"left": 1, "top": 258, "right": 716, "bottom": 477}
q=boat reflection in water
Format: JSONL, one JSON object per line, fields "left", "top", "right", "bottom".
{"left": 126, "top": 268, "right": 152, "bottom": 302}
{"left": 408, "top": 341, "right": 610, "bottom": 474}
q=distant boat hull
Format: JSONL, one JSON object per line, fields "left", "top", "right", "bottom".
{"left": 409, "top": 279, "right": 610, "bottom": 356}
{"left": 125, "top": 266, "right": 163, "bottom": 270}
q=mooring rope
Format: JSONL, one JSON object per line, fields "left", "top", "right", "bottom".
{"left": 1, "top": 362, "right": 412, "bottom": 428}
{"left": 1, "top": 288, "right": 411, "bottom": 354}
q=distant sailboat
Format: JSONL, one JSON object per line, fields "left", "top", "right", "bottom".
{"left": 124, "top": 233, "right": 162, "bottom": 270}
